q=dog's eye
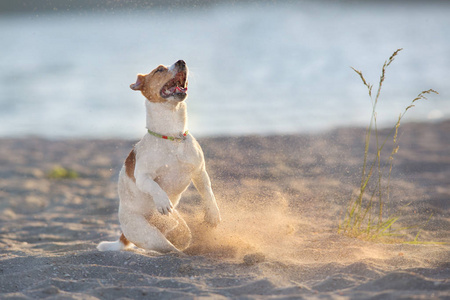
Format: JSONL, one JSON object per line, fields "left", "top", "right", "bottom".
{"left": 155, "top": 66, "right": 165, "bottom": 73}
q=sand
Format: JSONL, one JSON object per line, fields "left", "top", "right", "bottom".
{"left": 0, "top": 120, "right": 449, "bottom": 299}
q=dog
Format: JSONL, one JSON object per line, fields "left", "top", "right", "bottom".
{"left": 97, "top": 60, "right": 221, "bottom": 253}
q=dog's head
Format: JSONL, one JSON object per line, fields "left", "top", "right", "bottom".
{"left": 130, "top": 60, "right": 188, "bottom": 103}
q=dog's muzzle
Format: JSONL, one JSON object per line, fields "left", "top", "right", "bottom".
{"left": 160, "top": 60, "right": 188, "bottom": 101}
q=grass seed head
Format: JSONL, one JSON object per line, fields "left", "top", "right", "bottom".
{"left": 386, "top": 48, "right": 403, "bottom": 67}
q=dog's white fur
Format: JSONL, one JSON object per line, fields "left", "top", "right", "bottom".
{"left": 97, "top": 60, "right": 221, "bottom": 253}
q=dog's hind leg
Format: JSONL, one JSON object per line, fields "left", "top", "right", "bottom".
{"left": 143, "top": 209, "right": 191, "bottom": 251}
{"left": 165, "top": 210, "right": 192, "bottom": 251}
{"left": 120, "top": 211, "right": 180, "bottom": 253}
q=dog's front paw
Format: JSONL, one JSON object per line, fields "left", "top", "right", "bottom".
{"left": 154, "top": 196, "right": 173, "bottom": 215}
{"left": 204, "top": 206, "right": 221, "bottom": 227}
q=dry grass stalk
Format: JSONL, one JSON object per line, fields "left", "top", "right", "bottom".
{"left": 338, "top": 49, "right": 438, "bottom": 242}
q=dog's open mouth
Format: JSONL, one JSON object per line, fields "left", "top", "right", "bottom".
{"left": 160, "top": 71, "right": 188, "bottom": 99}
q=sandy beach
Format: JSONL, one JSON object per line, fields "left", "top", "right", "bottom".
{"left": 0, "top": 120, "right": 449, "bottom": 299}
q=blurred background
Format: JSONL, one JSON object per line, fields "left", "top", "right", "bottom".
{"left": 1, "top": 0, "right": 449, "bottom": 139}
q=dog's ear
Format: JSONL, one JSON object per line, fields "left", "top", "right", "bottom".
{"left": 130, "top": 74, "right": 145, "bottom": 91}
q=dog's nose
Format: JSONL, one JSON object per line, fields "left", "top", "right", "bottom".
{"left": 176, "top": 60, "right": 186, "bottom": 68}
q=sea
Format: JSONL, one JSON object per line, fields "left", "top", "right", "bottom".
{"left": 1, "top": 1, "right": 449, "bottom": 139}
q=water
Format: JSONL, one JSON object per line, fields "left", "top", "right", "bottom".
{"left": 1, "top": 2, "right": 449, "bottom": 139}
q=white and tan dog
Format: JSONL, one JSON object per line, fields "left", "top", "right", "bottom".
{"left": 97, "top": 60, "right": 221, "bottom": 253}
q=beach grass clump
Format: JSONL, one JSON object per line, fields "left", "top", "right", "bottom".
{"left": 338, "top": 49, "right": 438, "bottom": 242}
{"left": 47, "top": 165, "right": 79, "bottom": 179}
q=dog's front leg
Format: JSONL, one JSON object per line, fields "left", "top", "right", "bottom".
{"left": 135, "top": 173, "right": 173, "bottom": 215}
{"left": 192, "top": 166, "right": 221, "bottom": 227}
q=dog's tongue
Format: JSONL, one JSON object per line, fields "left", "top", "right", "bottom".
{"left": 171, "top": 86, "right": 188, "bottom": 93}
{"left": 162, "top": 85, "right": 188, "bottom": 97}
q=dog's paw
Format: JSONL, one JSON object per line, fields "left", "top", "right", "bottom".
{"left": 204, "top": 207, "right": 221, "bottom": 227}
{"left": 154, "top": 196, "right": 173, "bottom": 215}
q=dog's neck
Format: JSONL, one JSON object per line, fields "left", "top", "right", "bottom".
{"left": 145, "top": 100, "right": 188, "bottom": 137}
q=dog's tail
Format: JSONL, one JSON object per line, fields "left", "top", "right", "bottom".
{"left": 97, "top": 233, "right": 131, "bottom": 251}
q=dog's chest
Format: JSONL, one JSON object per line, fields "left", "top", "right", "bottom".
{"left": 162, "top": 142, "right": 199, "bottom": 172}
{"left": 135, "top": 136, "right": 203, "bottom": 184}
{"left": 141, "top": 138, "right": 200, "bottom": 177}
{"left": 152, "top": 142, "right": 201, "bottom": 193}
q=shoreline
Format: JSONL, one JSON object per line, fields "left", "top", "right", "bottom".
{"left": 2, "top": 118, "right": 449, "bottom": 142}
{"left": 1, "top": 120, "right": 449, "bottom": 299}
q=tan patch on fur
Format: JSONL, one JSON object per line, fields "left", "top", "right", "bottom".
{"left": 125, "top": 149, "right": 136, "bottom": 182}
{"left": 120, "top": 233, "right": 131, "bottom": 246}
{"left": 131, "top": 65, "right": 175, "bottom": 103}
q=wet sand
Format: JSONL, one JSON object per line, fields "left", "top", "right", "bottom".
{"left": 0, "top": 120, "right": 449, "bottom": 299}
